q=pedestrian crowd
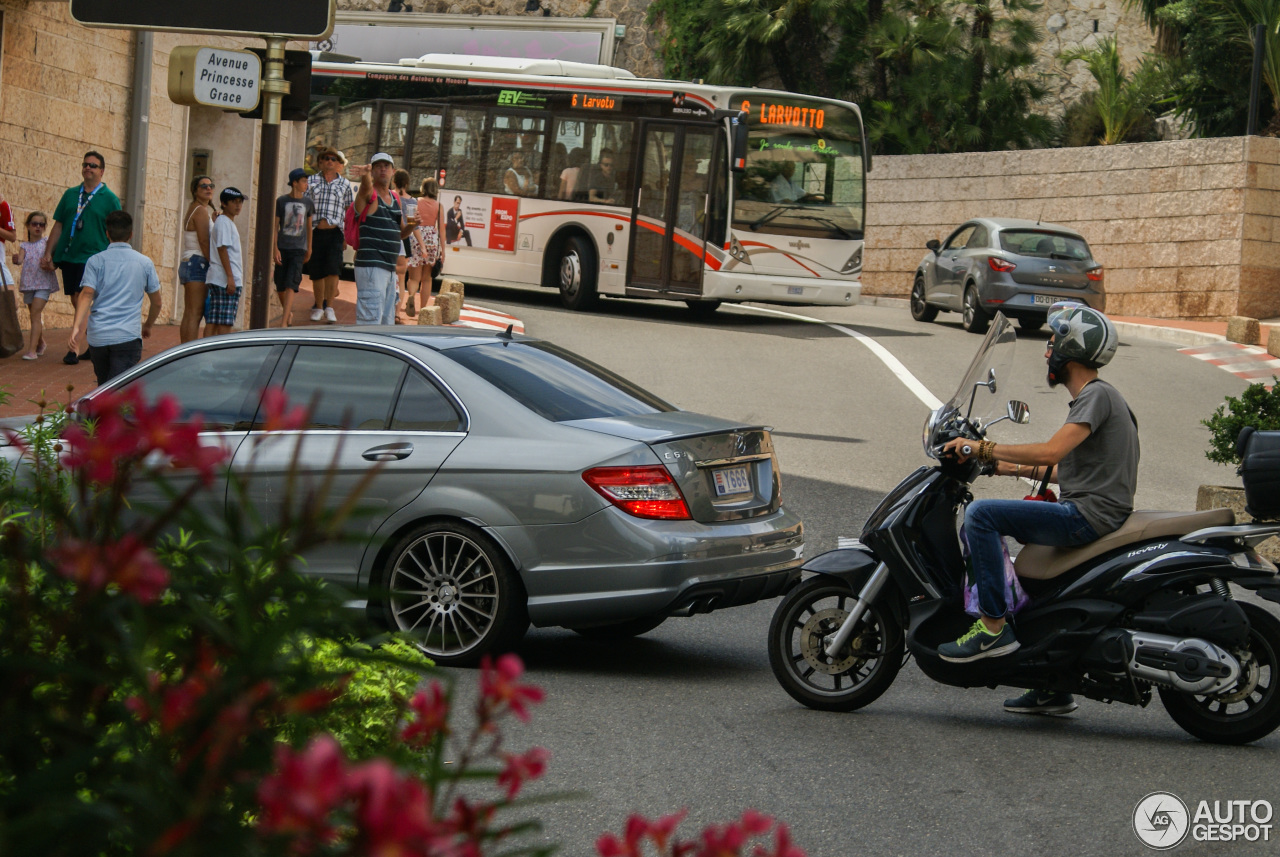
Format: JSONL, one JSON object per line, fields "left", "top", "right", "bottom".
{"left": 1, "top": 146, "right": 449, "bottom": 383}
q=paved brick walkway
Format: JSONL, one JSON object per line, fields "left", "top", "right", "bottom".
{"left": 4, "top": 278, "right": 358, "bottom": 418}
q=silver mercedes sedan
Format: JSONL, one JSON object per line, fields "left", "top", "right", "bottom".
{"left": 912, "top": 217, "right": 1104, "bottom": 334}
{"left": 5, "top": 328, "right": 802, "bottom": 665}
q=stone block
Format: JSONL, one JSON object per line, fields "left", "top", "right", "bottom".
{"left": 438, "top": 278, "right": 464, "bottom": 304}
{"left": 436, "top": 292, "right": 461, "bottom": 324}
{"left": 417, "top": 305, "right": 443, "bottom": 326}
{"left": 1226, "top": 316, "right": 1261, "bottom": 344}
{"left": 1268, "top": 327, "right": 1280, "bottom": 358}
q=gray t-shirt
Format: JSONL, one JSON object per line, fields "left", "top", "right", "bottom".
{"left": 275, "top": 194, "right": 315, "bottom": 251}
{"left": 1058, "top": 379, "right": 1140, "bottom": 535}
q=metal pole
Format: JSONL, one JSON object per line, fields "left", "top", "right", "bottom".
{"left": 250, "top": 36, "right": 289, "bottom": 330}
{"left": 126, "top": 31, "right": 153, "bottom": 252}
{"left": 1248, "top": 23, "right": 1265, "bottom": 136}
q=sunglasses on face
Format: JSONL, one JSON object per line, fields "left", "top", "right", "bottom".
{"left": 197, "top": 183, "right": 214, "bottom": 190}
{"left": 83, "top": 162, "right": 103, "bottom": 169}
{"left": 320, "top": 155, "right": 339, "bottom": 162}
{"left": 30, "top": 222, "right": 46, "bottom": 228}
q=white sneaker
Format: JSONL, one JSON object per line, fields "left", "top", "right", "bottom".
{"left": 324, "top": 307, "right": 338, "bottom": 324}
{"left": 310, "top": 307, "right": 324, "bottom": 323}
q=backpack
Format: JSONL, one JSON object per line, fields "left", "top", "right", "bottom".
{"left": 344, "top": 191, "right": 400, "bottom": 251}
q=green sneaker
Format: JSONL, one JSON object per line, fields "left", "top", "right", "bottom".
{"left": 938, "top": 619, "right": 1020, "bottom": 663}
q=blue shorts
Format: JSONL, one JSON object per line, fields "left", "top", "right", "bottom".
{"left": 180, "top": 255, "right": 210, "bottom": 283}
{"left": 204, "top": 285, "right": 242, "bottom": 326}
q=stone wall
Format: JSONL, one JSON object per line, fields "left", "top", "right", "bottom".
{"left": 863, "top": 136, "right": 1280, "bottom": 321}
{"left": 1034, "top": 0, "right": 1156, "bottom": 115}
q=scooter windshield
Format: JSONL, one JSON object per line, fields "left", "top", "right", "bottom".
{"left": 923, "top": 312, "right": 1017, "bottom": 459}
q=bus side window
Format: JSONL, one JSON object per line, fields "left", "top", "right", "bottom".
{"left": 447, "top": 108, "right": 486, "bottom": 192}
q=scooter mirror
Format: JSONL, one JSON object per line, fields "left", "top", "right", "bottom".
{"left": 1007, "top": 400, "right": 1030, "bottom": 424}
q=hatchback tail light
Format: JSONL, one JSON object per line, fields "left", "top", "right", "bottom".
{"left": 987, "top": 256, "right": 1016, "bottom": 272}
{"left": 1087, "top": 266, "right": 1104, "bottom": 282}
{"left": 583, "top": 465, "right": 691, "bottom": 520}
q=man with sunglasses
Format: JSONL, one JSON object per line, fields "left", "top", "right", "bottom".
{"left": 304, "top": 146, "right": 354, "bottom": 323}
{"left": 940, "top": 303, "right": 1138, "bottom": 717}
{"left": 41, "top": 150, "right": 122, "bottom": 364}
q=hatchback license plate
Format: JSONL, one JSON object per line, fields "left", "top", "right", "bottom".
{"left": 712, "top": 465, "right": 752, "bottom": 497}
{"left": 1033, "top": 294, "right": 1061, "bottom": 306}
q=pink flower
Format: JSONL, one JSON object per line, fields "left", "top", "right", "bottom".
{"left": 259, "top": 387, "right": 309, "bottom": 433}
{"left": 348, "top": 759, "right": 442, "bottom": 856}
{"left": 49, "top": 535, "right": 170, "bottom": 603}
{"left": 597, "top": 811, "right": 688, "bottom": 857}
{"left": 257, "top": 735, "right": 348, "bottom": 846}
{"left": 400, "top": 682, "right": 450, "bottom": 747}
{"left": 478, "top": 654, "right": 545, "bottom": 724}
{"left": 752, "top": 823, "right": 805, "bottom": 857}
{"left": 496, "top": 746, "right": 549, "bottom": 800}
{"left": 61, "top": 410, "right": 137, "bottom": 484}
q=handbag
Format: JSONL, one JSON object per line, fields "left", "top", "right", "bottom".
{"left": 959, "top": 522, "right": 1031, "bottom": 618}
{"left": 0, "top": 262, "right": 23, "bottom": 359}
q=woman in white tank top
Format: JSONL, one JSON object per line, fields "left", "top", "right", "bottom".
{"left": 179, "top": 176, "right": 216, "bottom": 343}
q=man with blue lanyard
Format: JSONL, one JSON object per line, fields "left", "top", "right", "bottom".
{"left": 41, "top": 150, "right": 121, "bottom": 365}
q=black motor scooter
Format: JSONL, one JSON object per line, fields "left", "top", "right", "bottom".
{"left": 767, "top": 313, "right": 1280, "bottom": 744}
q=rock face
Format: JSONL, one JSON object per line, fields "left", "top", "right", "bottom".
{"left": 1035, "top": 0, "right": 1157, "bottom": 115}
{"left": 335, "top": 0, "right": 665, "bottom": 79}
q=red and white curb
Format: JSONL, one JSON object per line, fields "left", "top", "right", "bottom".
{"left": 452, "top": 304, "right": 525, "bottom": 335}
{"left": 1178, "top": 342, "right": 1280, "bottom": 387}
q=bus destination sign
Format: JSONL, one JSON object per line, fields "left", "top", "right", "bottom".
{"left": 740, "top": 99, "right": 826, "bottom": 130}
{"left": 571, "top": 92, "right": 622, "bottom": 111}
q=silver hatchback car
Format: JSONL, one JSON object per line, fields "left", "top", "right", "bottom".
{"left": 912, "top": 217, "right": 1104, "bottom": 334}
{"left": 4, "top": 328, "right": 803, "bottom": 665}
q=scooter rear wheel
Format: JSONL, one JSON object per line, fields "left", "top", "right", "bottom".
{"left": 768, "top": 576, "right": 904, "bottom": 712}
{"left": 1159, "top": 602, "right": 1280, "bottom": 745}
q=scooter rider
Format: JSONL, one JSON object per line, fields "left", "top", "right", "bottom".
{"left": 938, "top": 304, "right": 1139, "bottom": 713}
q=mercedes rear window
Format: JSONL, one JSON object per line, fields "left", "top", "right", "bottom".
{"left": 999, "top": 230, "right": 1092, "bottom": 260}
{"left": 446, "top": 341, "right": 676, "bottom": 422}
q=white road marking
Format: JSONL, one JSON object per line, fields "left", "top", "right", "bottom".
{"left": 732, "top": 304, "right": 944, "bottom": 410}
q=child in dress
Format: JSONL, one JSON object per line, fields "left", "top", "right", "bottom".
{"left": 12, "top": 211, "right": 58, "bottom": 359}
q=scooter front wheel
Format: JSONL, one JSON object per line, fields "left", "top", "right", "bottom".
{"left": 768, "top": 576, "right": 905, "bottom": 712}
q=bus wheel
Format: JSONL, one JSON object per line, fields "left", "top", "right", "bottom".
{"left": 685, "top": 300, "right": 721, "bottom": 319}
{"left": 558, "top": 235, "right": 599, "bottom": 311}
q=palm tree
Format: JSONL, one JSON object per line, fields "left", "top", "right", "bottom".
{"left": 1060, "top": 37, "right": 1166, "bottom": 144}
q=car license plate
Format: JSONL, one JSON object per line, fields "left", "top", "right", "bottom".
{"left": 712, "top": 465, "right": 752, "bottom": 497}
{"left": 1033, "top": 294, "right": 1060, "bottom": 306}
{"left": 787, "top": 286, "right": 804, "bottom": 296}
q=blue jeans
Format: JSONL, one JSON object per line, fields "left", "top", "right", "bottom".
{"left": 965, "top": 499, "right": 1099, "bottom": 619}
{"left": 354, "top": 265, "right": 397, "bottom": 325}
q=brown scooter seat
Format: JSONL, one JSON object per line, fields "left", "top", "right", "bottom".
{"left": 1014, "top": 508, "right": 1236, "bottom": 581}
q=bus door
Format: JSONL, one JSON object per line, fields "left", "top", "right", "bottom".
{"left": 629, "top": 124, "right": 716, "bottom": 295}
{"left": 377, "top": 102, "right": 444, "bottom": 182}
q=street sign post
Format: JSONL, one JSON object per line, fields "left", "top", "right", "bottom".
{"left": 73, "top": 0, "right": 335, "bottom": 329}
{"left": 167, "top": 47, "right": 262, "bottom": 112}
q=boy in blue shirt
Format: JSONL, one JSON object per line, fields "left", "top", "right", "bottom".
{"left": 67, "top": 211, "right": 161, "bottom": 385}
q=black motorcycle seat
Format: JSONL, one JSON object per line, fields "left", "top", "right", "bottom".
{"left": 1014, "top": 508, "right": 1236, "bottom": 580}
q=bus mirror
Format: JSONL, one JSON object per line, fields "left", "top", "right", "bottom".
{"left": 730, "top": 111, "right": 749, "bottom": 173}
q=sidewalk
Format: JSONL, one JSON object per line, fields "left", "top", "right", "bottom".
{"left": 5, "top": 277, "right": 368, "bottom": 418}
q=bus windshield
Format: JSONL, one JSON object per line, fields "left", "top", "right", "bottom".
{"left": 731, "top": 96, "right": 865, "bottom": 241}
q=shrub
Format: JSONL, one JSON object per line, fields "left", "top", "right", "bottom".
{"left": 1202, "top": 378, "right": 1280, "bottom": 466}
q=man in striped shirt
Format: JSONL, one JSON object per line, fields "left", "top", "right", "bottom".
{"left": 350, "top": 152, "right": 418, "bottom": 325}
{"left": 304, "top": 146, "right": 353, "bottom": 323}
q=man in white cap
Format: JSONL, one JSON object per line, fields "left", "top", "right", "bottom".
{"left": 349, "top": 153, "right": 418, "bottom": 325}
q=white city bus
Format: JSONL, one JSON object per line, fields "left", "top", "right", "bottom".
{"left": 307, "top": 54, "right": 868, "bottom": 315}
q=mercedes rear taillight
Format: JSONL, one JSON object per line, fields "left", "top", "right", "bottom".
{"left": 583, "top": 465, "right": 692, "bottom": 520}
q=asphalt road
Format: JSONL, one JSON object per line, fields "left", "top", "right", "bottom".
{"left": 441, "top": 285, "right": 1277, "bottom": 857}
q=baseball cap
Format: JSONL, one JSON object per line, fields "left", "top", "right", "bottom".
{"left": 287, "top": 168, "right": 308, "bottom": 185}
{"left": 220, "top": 187, "right": 247, "bottom": 204}
{"left": 371, "top": 152, "right": 395, "bottom": 166}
